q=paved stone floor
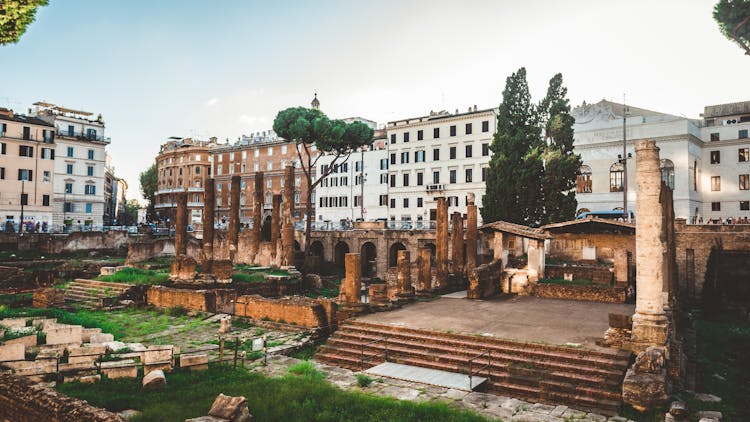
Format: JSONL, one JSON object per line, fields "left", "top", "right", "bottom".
{"left": 356, "top": 296, "right": 635, "bottom": 348}
{"left": 252, "top": 355, "right": 635, "bottom": 422}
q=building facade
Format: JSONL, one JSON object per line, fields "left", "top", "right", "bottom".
{"left": 32, "top": 102, "right": 110, "bottom": 230}
{"left": 0, "top": 108, "right": 56, "bottom": 232}
{"left": 384, "top": 107, "right": 496, "bottom": 227}
{"left": 155, "top": 137, "right": 215, "bottom": 227}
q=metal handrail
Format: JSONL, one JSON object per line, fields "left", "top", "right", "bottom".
{"left": 467, "top": 349, "right": 491, "bottom": 390}
{"left": 360, "top": 335, "right": 389, "bottom": 371}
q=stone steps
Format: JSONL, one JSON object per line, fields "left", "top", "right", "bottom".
{"left": 63, "top": 279, "right": 134, "bottom": 310}
{"left": 315, "top": 321, "right": 629, "bottom": 416}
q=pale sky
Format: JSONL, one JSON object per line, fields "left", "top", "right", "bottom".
{"left": 1, "top": 0, "right": 748, "bottom": 202}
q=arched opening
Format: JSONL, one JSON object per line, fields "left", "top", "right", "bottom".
{"left": 660, "top": 159, "right": 675, "bottom": 190}
{"left": 424, "top": 243, "right": 437, "bottom": 266}
{"left": 361, "top": 242, "right": 377, "bottom": 277}
{"left": 389, "top": 242, "right": 407, "bottom": 267}
{"left": 261, "top": 215, "right": 272, "bottom": 241}
{"left": 310, "top": 241, "right": 324, "bottom": 259}
{"left": 576, "top": 165, "right": 592, "bottom": 193}
{"left": 334, "top": 241, "right": 350, "bottom": 268}
{"left": 609, "top": 162, "right": 624, "bottom": 192}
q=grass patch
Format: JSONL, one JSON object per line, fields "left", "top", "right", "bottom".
{"left": 231, "top": 273, "right": 266, "bottom": 283}
{"left": 97, "top": 267, "right": 169, "bottom": 285}
{"left": 538, "top": 278, "right": 594, "bottom": 286}
{"left": 287, "top": 361, "right": 326, "bottom": 381}
{"left": 356, "top": 374, "right": 374, "bottom": 388}
{"left": 0, "top": 293, "right": 32, "bottom": 307}
{"left": 289, "top": 344, "right": 318, "bottom": 360}
{"left": 57, "top": 365, "right": 488, "bottom": 422}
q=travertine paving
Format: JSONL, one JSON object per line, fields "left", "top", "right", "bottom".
{"left": 251, "top": 355, "right": 636, "bottom": 422}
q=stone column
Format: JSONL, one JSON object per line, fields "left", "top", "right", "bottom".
{"left": 527, "top": 239, "right": 540, "bottom": 283}
{"left": 466, "top": 193, "right": 478, "bottom": 273}
{"left": 340, "top": 253, "right": 367, "bottom": 315}
{"left": 201, "top": 178, "right": 216, "bottom": 270}
{"left": 493, "top": 232, "right": 504, "bottom": 263}
{"left": 451, "top": 212, "right": 464, "bottom": 276}
{"left": 174, "top": 191, "right": 188, "bottom": 257}
{"left": 281, "top": 166, "right": 296, "bottom": 267}
{"left": 396, "top": 250, "right": 414, "bottom": 301}
{"left": 416, "top": 247, "right": 432, "bottom": 295}
{"left": 614, "top": 248, "right": 628, "bottom": 286}
{"left": 251, "top": 172, "right": 264, "bottom": 260}
{"left": 228, "top": 175, "right": 241, "bottom": 261}
{"left": 435, "top": 196, "right": 449, "bottom": 290}
{"left": 631, "top": 140, "right": 669, "bottom": 349}
{"left": 271, "top": 194, "right": 282, "bottom": 246}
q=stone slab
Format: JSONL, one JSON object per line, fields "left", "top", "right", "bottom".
{"left": 0, "top": 318, "right": 28, "bottom": 329}
{"left": 365, "top": 362, "right": 486, "bottom": 391}
{"left": 3, "top": 334, "right": 37, "bottom": 348}
{"left": 81, "top": 328, "right": 102, "bottom": 343}
{"left": 441, "top": 290, "right": 468, "bottom": 299}
{"left": 44, "top": 325, "right": 83, "bottom": 346}
{"left": 89, "top": 333, "right": 115, "bottom": 344}
{"left": 0, "top": 343, "right": 25, "bottom": 362}
{"left": 181, "top": 353, "right": 209, "bottom": 370}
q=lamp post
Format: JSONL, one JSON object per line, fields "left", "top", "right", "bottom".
{"left": 618, "top": 99, "right": 631, "bottom": 221}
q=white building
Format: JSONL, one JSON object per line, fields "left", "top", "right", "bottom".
{"left": 385, "top": 106, "right": 497, "bottom": 227}
{"left": 32, "top": 102, "right": 109, "bottom": 230}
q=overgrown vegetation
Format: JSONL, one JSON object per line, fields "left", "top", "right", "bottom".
{"left": 0, "top": 293, "right": 32, "bottom": 307}
{"left": 58, "top": 365, "right": 489, "bottom": 421}
{"left": 98, "top": 267, "right": 170, "bottom": 285}
{"left": 356, "top": 374, "right": 374, "bottom": 388}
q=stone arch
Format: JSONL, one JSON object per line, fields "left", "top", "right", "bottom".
{"left": 389, "top": 241, "right": 407, "bottom": 267}
{"left": 334, "top": 241, "right": 350, "bottom": 268}
{"left": 310, "top": 241, "right": 324, "bottom": 259}
{"left": 262, "top": 215, "right": 272, "bottom": 241}
{"left": 361, "top": 241, "right": 377, "bottom": 277}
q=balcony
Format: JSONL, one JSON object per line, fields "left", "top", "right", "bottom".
{"left": 56, "top": 130, "right": 111, "bottom": 144}
{"left": 426, "top": 184, "right": 445, "bottom": 192}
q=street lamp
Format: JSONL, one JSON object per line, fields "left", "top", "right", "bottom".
{"left": 619, "top": 98, "right": 631, "bottom": 221}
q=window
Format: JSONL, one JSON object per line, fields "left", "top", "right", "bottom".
{"left": 217, "top": 183, "right": 222, "bottom": 191}
{"left": 403, "top": 132, "right": 410, "bottom": 142}
{"left": 711, "top": 176, "right": 721, "bottom": 191}
{"left": 417, "top": 197, "right": 423, "bottom": 207}
{"left": 67, "top": 146, "right": 74, "bottom": 157}
{"left": 741, "top": 201, "right": 750, "bottom": 211}
{"left": 465, "top": 123, "right": 472, "bottom": 135}
{"left": 42, "top": 195, "right": 50, "bottom": 206}
{"left": 450, "top": 125, "right": 456, "bottom": 136}
{"left": 710, "top": 151, "right": 720, "bottom": 164}
{"left": 415, "top": 150, "right": 425, "bottom": 162}
{"left": 740, "top": 174, "right": 749, "bottom": 190}
{"left": 389, "top": 174, "right": 396, "bottom": 187}
{"left": 267, "top": 179, "right": 272, "bottom": 188}
{"left": 267, "top": 147, "right": 273, "bottom": 156}
{"left": 577, "top": 165, "right": 592, "bottom": 193}
{"left": 281, "top": 145, "right": 287, "bottom": 154}
{"left": 18, "top": 169, "right": 32, "bottom": 181}
{"left": 403, "top": 198, "right": 409, "bottom": 208}
{"left": 403, "top": 173, "right": 409, "bottom": 186}
{"left": 253, "top": 163, "right": 259, "bottom": 171}
{"left": 390, "top": 134, "right": 396, "bottom": 144}
{"left": 380, "top": 158, "right": 388, "bottom": 170}
{"left": 64, "top": 202, "right": 74, "bottom": 212}
{"left": 465, "top": 168, "right": 473, "bottom": 183}
{"left": 42, "top": 148, "right": 54, "bottom": 159}
{"left": 482, "top": 143, "right": 489, "bottom": 156}
{"left": 379, "top": 195, "right": 388, "bottom": 206}
{"left": 22, "top": 127, "right": 30, "bottom": 140}
{"left": 1, "top": 143, "right": 5, "bottom": 154}
{"left": 0, "top": 167, "right": 4, "bottom": 179}
{"left": 85, "top": 184, "right": 96, "bottom": 195}
{"left": 449, "top": 169, "right": 457, "bottom": 184}
{"left": 86, "top": 128, "right": 97, "bottom": 139}
{"left": 433, "top": 171, "right": 440, "bottom": 184}
{"left": 481, "top": 167, "right": 487, "bottom": 182}
{"left": 482, "top": 120, "right": 489, "bottom": 132}
{"left": 610, "top": 162, "right": 624, "bottom": 192}
{"left": 710, "top": 132, "right": 720, "bottom": 142}
{"left": 660, "top": 159, "right": 675, "bottom": 190}
{"left": 229, "top": 152, "right": 235, "bottom": 160}
{"left": 340, "top": 176, "right": 348, "bottom": 186}
{"left": 712, "top": 202, "right": 721, "bottom": 211}
{"left": 88, "top": 149, "right": 94, "bottom": 160}
{"left": 400, "top": 152, "right": 409, "bottom": 164}
{"left": 740, "top": 129, "right": 748, "bottom": 139}
{"left": 19, "top": 145, "right": 33, "bottom": 157}
{"left": 87, "top": 166, "right": 94, "bottom": 177}
{"left": 267, "top": 161, "right": 272, "bottom": 170}
{"left": 465, "top": 145, "right": 472, "bottom": 158}
{"left": 254, "top": 149, "right": 259, "bottom": 157}
{"left": 43, "top": 170, "right": 50, "bottom": 182}
{"left": 433, "top": 148, "right": 440, "bottom": 161}
{"left": 85, "top": 203, "right": 93, "bottom": 213}
{"left": 449, "top": 147, "right": 456, "bottom": 159}
{"left": 433, "top": 128, "right": 440, "bottom": 139}
{"left": 739, "top": 148, "right": 749, "bottom": 162}
{"left": 354, "top": 195, "right": 361, "bottom": 207}
{"left": 390, "top": 153, "right": 396, "bottom": 165}
{"left": 20, "top": 193, "right": 28, "bottom": 206}
{"left": 390, "top": 198, "right": 396, "bottom": 208}
{"left": 417, "top": 130, "right": 423, "bottom": 141}
{"left": 355, "top": 161, "right": 362, "bottom": 172}
{"left": 65, "top": 183, "right": 73, "bottom": 194}
{"left": 380, "top": 174, "right": 388, "bottom": 184}
{"left": 417, "top": 172, "right": 423, "bottom": 186}
{"left": 341, "top": 162, "right": 348, "bottom": 173}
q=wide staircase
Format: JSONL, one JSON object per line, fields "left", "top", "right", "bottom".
{"left": 316, "top": 320, "right": 631, "bottom": 415}
{"left": 63, "top": 278, "right": 135, "bottom": 309}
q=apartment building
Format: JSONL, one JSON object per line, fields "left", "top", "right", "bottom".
{"left": 155, "top": 137, "right": 215, "bottom": 226}
{"left": 32, "top": 102, "right": 109, "bottom": 229}
{"left": 385, "top": 106, "right": 497, "bottom": 227}
{"left": 0, "top": 108, "right": 56, "bottom": 231}
{"left": 212, "top": 131, "right": 310, "bottom": 226}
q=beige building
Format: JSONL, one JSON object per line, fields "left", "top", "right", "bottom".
{"left": 0, "top": 108, "right": 56, "bottom": 232}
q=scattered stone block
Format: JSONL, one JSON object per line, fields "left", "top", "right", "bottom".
{"left": 697, "top": 411, "right": 722, "bottom": 421}
{"left": 100, "top": 360, "right": 138, "bottom": 379}
{"left": 142, "top": 345, "right": 174, "bottom": 366}
{"left": 117, "top": 409, "right": 143, "bottom": 420}
{"left": 609, "top": 313, "right": 633, "bottom": 329}
{"left": 3, "top": 334, "right": 37, "bottom": 348}
{"left": 1, "top": 318, "right": 28, "bottom": 328}
{"left": 81, "top": 327, "right": 102, "bottom": 342}
{"left": 694, "top": 393, "right": 722, "bottom": 403}
{"left": 33, "top": 318, "right": 58, "bottom": 329}
{"left": 44, "top": 324, "right": 83, "bottom": 345}
{"left": 185, "top": 417, "right": 228, "bottom": 422}
{"left": 208, "top": 393, "right": 252, "bottom": 422}
{"left": 181, "top": 353, "right": 209, "bottom": 371}
{"left": 90, "top": 333, "right": 115, "bottom": 344}
{"left": 102, "top": 341, "right": 128, "bottom": 352}
{"left": 219, "top": 316, "right": 232, "bottom": 334}
{"left": 0, "top": 343, "right": 25, "bottom": 362}
{"left": 100, "top": 266, "right": 117, "bottom": 276}
{"left": 142, "top": 369, "right": 167, "bottom": 390}
{"left": 69, "top": 345, "right": 106, "bottom": 364}
{"left": 80, "top": 374, "right": 101, "bottom": 383}
{"left": 669, "top": 401, "right": 689, "bottom": 417}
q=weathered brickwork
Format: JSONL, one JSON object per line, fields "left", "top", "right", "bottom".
{"left": 530, "top": 283, "right": 626, "bottom": 303}
{"left": 545, "top": 265, "right": 614, "bottom": 285}
{"left": 234, "top": 295, "right": 333, "bottom": 328}
{"left": 546, "top": 233, "right": 635, "bottom": 263}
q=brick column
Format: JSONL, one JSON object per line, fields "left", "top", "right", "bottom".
{"left": 281, "top": 165, "right": 295, "bottom": 267}
{"left": 271, "top": 194, "right": 282, "bottom": 246}
{"left": 416, "top": 247, "right": 432, "bottom": 295}
{"left": 451, "top": 212, "right": 464, "bottom": 276}
{"left": 435, "top": 196, "right": 449, "bottom": 290}
{"left": 174, "top": 191, "right": 188, "bottom": 257}
{"left": 614, "top": 248, "right": 628, "bottom": 286}
{"left": 228, "top": 175, "right": 241, "bottom": 261}
{"left": 251, "top": 172, "right": 264, "bottom": 260}
{"left": 466, "top": 193, "right": 478, "bottom": 274}
{"left": 631, "top": 140, "right": 669, "bottom": 349}
{"left": 396, "top": 250, "right": 414, "bottom": 301}
{"left": 201, "top": 178, "right": 215, "bottom": 270}
{"left": 340, "top": 253, "right": 367, "bottom": 315}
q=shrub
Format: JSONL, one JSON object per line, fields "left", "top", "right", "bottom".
{"left": 287, "top": 361, "right": 326, "bottom": 381}
{"left": 356, "top": 374, "right": 373, "bottom": 388}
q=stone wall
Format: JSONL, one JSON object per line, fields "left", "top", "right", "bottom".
{"left": 530, "top": 283, "right": 626, "bottom": 303}
{"left": 545, "top": 264, "right": 614, "bottom": 285}
{"left": 546, "top": 232, "right": 635, "bottom": 263}
{"left": 467, "top": 260, "right": 502, "bottom": 299}
{"left": 0, "top": 373, "right": 123, "bottom": 421}
{"left": 0, "top": 231, "right": 129, "bottom": 254}
{"left": 234, "top": 295, "right": 333, "bottom": 329}
{"left": 126, "top": 237, "right": 201, "bottom": 263}
{"left": 146, "top": 286, "right": 236, "bottom": 313}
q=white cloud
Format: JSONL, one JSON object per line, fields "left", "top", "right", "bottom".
{"left": 238, "top": 114, "right": 268, "bottom": 125}
{"left": 205, "top": 97, "right": 219, "bottom": 107}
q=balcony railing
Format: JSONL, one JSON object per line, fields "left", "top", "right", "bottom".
{"left": 56, "top": 130, "right": 111, "bottom": 144}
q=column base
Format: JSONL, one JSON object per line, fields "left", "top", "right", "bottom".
{"left": 628, "top": 312, "right": 669, "bottom": 353}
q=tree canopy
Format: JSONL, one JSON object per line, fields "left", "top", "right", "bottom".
{"left": 0, "top": 0, "right": 48, "bottom": 45}
{"left": 139, "top": 163, "right": 157, "bottom": 223}
{"left": 714, "top": 0, "right": 750, "bottom": 55}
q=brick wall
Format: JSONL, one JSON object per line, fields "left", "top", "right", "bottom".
{"left": 545, "top": 265, "right": 614, "bottom": 285}
{"left": 0, "top": 373, "right": 123, "bottom": 421}
{"left": 234, "top": 295, "right": 329, "bottom": 328}
{"left": 530, "top": 283, "right": 626, "bottom": 303}
{"left": 0, "top": 231, "right": 128, "bottom": 254}
{"left": 547, "top": 233, "right": 635, "bottom": 262}
{"left": 146, "top": 286, "right": 217, "bottom": 312}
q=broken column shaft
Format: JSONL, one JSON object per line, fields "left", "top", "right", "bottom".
{"left": 435, "top": 196, "right": 449, "bottom": 290}
{"left": 228, "top": 175, "right": 241, "bottom": 261}
{"left": 281, "top": 165, "right": 295, "bottom": 267}
{"left": 466, "top": 193, "right": 478, "bottom": 274}
{"left": 201, "top": 178, "right": 216, "bottom": 269}
{"left": 451, "top": 211, "right": 464, "bottom": 276}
